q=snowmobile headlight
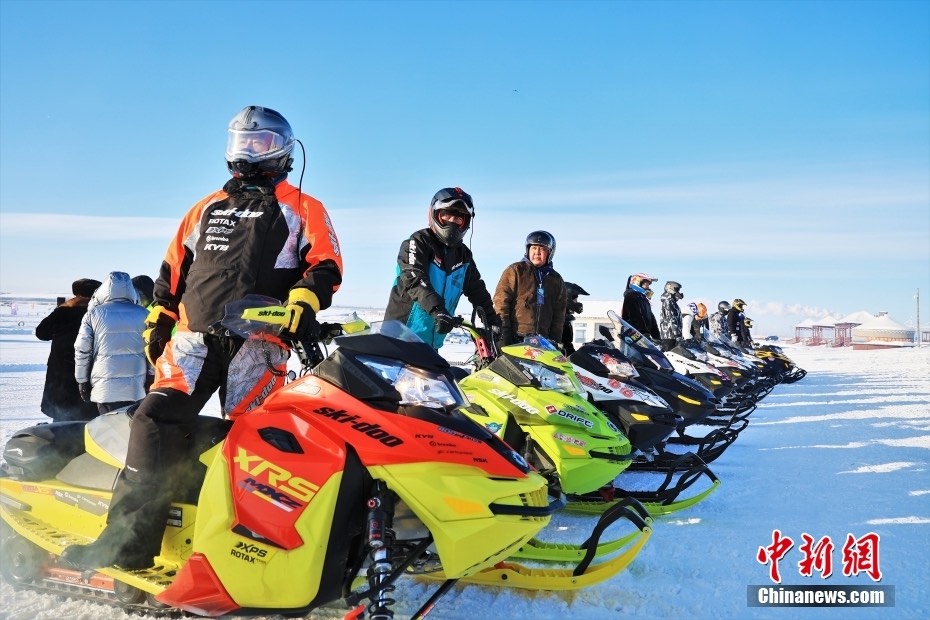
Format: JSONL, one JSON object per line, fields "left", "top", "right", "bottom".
{"left": 517, "top": 359, "right": 586, "bottom": 397}
{"left": 358, "top": 355, "right": 465, "bottom": 408}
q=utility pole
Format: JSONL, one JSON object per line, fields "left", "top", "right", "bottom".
{"left": 917, "top": 288, "right": 921, "bottom": 347}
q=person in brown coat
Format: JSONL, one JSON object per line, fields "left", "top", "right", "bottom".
{"left": 493, "top": 231, "right": 567, "bottom": 346}
{"left": 35, "top": 278, "right": 102, "bottom": 422}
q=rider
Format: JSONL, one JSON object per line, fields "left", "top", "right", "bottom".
{"left": 561, "top": 281, "right": 589, "bottom": 353}
{"left": 62, "top": 106, "right": 343, "bottom": 570}
{"left": 709, "top": 301, "right": 731, "bottom": 341}
{"left": 658, "top": 280, "right": 684, "bottom": 351}
{"left": 621, "top": 273, "right": 660, "bottom": 342}
{"left": 384, "top": 187, "right": 500, "bottom": 349}
{"left": 494, "top": 231, "right": 567, "bottom": 347}
{"left": 727, "top": 298, "right": 749, "bottom": 346}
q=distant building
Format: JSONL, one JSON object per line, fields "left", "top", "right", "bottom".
{"left": 834, "top": 310, "right": 877, "bottom": 347}
{"left": 791, "top": 318, "right": 815, "bottom": 344}
{"left": 851, "top": 313, "right": 916, "bottom": 350}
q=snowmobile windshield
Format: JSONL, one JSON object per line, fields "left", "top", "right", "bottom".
{"left": 356, "top": 354, "right": 467, "bottom": 409}
{"left": 519, "top": 334, "right": 560, "bottom": 352}
{"left": 587, "top": 350, "right": 639, "bottom": 379}
{"left": 516, "top": 357, "right": 586, "bottom": 397}
{"left": 363, "top": 320, "right": 424, "bottom": 343}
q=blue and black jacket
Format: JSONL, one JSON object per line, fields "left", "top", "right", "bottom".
{"left": 384, "top": 228, "right": 495, "bottom": 349}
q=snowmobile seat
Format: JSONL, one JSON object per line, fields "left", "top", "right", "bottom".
{"left": 1, "top": 421, "right": 87, "bottom": 481}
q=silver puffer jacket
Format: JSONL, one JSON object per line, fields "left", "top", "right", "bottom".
{"left": 74, "top": 272, "right": 149, "bottom": 404}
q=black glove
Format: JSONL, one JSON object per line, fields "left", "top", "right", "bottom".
{"left": 78, "top": 382, "right": 91, "bottom": 402}
{"left": 484, "top": 310, "right": 503, "bottom": 339}
{"left": 282, "top": 288, "right": 321, "bottom": 341}
{"left": 500, "top": 329, "right": 514, "bottom": 346}
{"left": 143, "top": 306, "right": 178, "bottom": 366}
{"left": 432, "top": 311, "right": 456, "bottom": 335}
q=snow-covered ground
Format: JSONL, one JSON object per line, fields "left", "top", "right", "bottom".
{"left": 1, "top": 305, "right": 928, "bottom": 620}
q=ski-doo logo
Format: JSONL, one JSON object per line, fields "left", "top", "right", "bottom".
{"left": 230, "top": 541, "right": 268, "bottom": 564}
{"left": 485, "top": 422, "right": 502, "bottom": 433}
{"left": 233, "top": 448, "right": 320, "bottom": 504}
{"left": 488, "top": 389, "right": 539, "bottom": 415}
{"left": 313, "top": 407, "right": 404, "bottom": 447}
{"left": 257, "top": 309, "right": 287, "bottom": 318}
{"left": 212, "top": 208, "right": 264, "bottom": 218}
{"left": 554, "top": 409, "right": 593, "bottom": 428}
{"left": 408, "top": 239, "right": 417, "bottom": 265}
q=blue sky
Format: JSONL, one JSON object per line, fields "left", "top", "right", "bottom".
{"left": 1, "top": 0, "right": 927, "bottom": 336}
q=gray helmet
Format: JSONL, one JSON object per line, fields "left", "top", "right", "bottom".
{"left": 664, "top": 281, "right": 682, "bottom": 299}
{"left": 525, "top": 230, "right": 556, "bottom": 264}
{"left": 225, "top": 106, "right": 295, "bottom": 178}
{"left": 718, "top": 301, "right": 731, "bottom": 313}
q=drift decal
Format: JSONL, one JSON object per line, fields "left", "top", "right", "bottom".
{"left": 554, "top": 409, "right": 594, "bottom": 428}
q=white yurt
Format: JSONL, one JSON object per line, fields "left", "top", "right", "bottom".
{"left": 851, "top": 313, "right": 916, "bottom": 350}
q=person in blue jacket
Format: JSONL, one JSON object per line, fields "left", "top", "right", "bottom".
{"left": 384, "top": 187, "right": 501, "bottom": 348}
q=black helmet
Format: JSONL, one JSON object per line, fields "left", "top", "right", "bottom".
{"left": 718, "top": 301, "right": 731, "bottom": 313}
{"left": 664, "top": 281, "right": 683, "bottom": 299}
{"left": 429, "top": 187, "right": 474, "bottom": 246}
{"left": 564, "top": 282, "right": 589, "bottom": 298}
{"left": 226, "top": 106, "right": 296, "bottom": 178}
{"left": 525, "top": 230, "right": 556, "bottom": 264}
{"left": 732, "top": 298, "right": 747, "bottom": 311}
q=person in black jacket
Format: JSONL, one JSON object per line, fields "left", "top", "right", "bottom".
{"left": 727, "top": 298, "right": 749, "bottom": 347}
{"left": 561, "top": 281, "right": 589, "bottom": 353}
{"left": 35, "top": 278, "right": 101, "bottom": 422}
{"left": 621, "top": 273, "right": 660, "bottom": 342}
{"left": 384, "top": 187, "right": 500, "bottom": 349}
{"left": 62, "top": 106, "right": 343, "bottom": 572}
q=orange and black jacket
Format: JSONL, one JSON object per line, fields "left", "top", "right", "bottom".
{"left": 152, "top": 176, "right": 343, "bottom": 333}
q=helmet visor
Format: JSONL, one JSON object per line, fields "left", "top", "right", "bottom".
{"left": 226, "top": 129, "right": 290, "bottom": 163}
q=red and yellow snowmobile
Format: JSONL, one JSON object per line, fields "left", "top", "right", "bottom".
{"left": 0, "top": 297, "right": 639, "bottom": 618}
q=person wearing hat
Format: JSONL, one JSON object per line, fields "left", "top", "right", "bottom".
{"left": 727, "top": 298, "right": 749, "bottom": 347}
{"left": 131, "top": 275, "right": 155, "bottom": 309}
{"left": 35, "top": 277, "right": 102, "bottom": 422}
{"left": 621, "top": 273, "right": 661, "bottom": 342}
{"left": 62, "top": 105, "right": 343, "bottom": 571}
{"left": 561, "top": 281, "right": 589, "bottom": 353}
{"left": 494, "top": 230, "right": 567, "bottom": 347}
{"left": 659, "top": 280, "right": 684, "bottom": 351}
{"left": 74, "top": 271, "right": 149, "bottom": 414}
{"left": 385, "top": 187, "right": 500, "bottom": 349}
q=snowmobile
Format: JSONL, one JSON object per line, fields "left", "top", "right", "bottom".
{"left": 753, "top": 343, "right": 807, "bottom": 384}
{"left": 0, "top": 297, "right": 642, "bottom": 618}
{"left": 452, "top": 316, "right": 713, "bottom": 518}
{"left": 597, "top": 311, "right": 742, "bottom": 464}
{"left": 667, "top": 338, "right": 762, "bottom": 422}
{"left": 566, "top": 339, "right": 720, "bottom": 515}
